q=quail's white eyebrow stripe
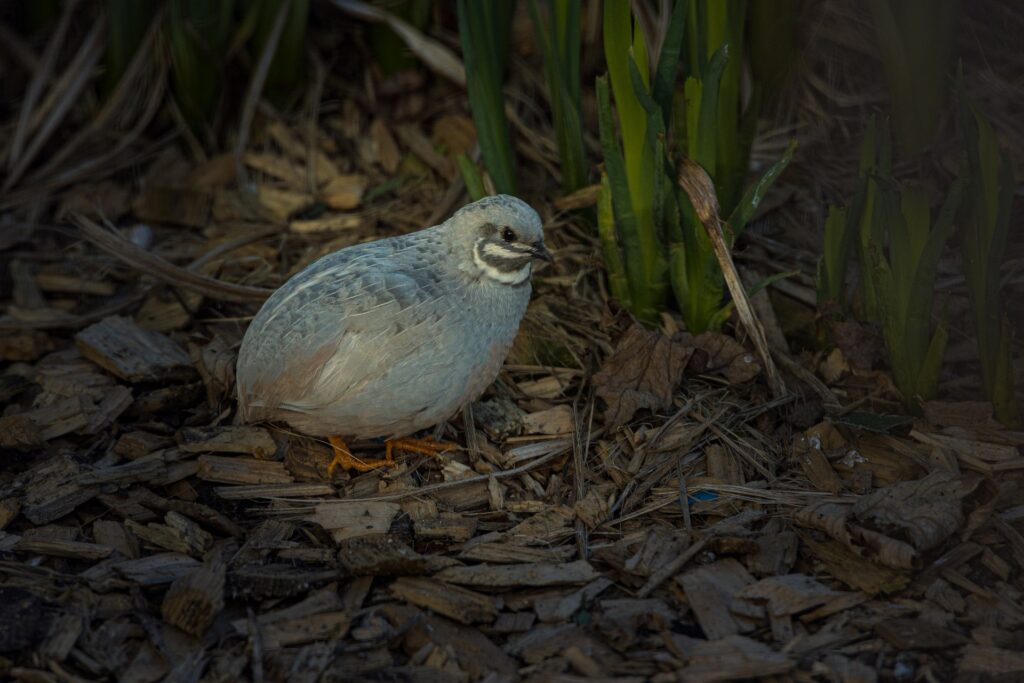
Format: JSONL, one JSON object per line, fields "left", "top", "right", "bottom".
{"left": 481, "top": 241, "right": 529, "bottom": 259}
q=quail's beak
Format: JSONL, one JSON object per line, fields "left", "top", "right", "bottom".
{"left": 530, "top": 241, "right": 554, "bottom": 263}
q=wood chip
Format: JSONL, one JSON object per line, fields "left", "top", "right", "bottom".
{"left": 459, "top": 542, "right": 576, "bottom": 564}
{"left": 436, "top": 560, "right": 599, "bottom": 588}
{"left": 161, "top": 553, "right": 226, "bottom": 636}
{"left": 113, "top": 430, "right": 173, "bottom": 459}
{"left": 735, "top": 574, "right": 849, "bottom": 618}
{"left": 678, "top": 558, "right": 756, "bottom": 639}
{"left": 415, "top": 513, "right": 478, "bottom": 542}
{"left": 390, "top": 577, "right": 499, "bottom": 624}
{"left": 960, "top": 644, "right": 1024, "bottom": 675}
{"left": 215, "top": 483, "right": 335, "bottom": 500}
{"left": 75, "top": 316, "right": 194, "bottom": 383}
{"left": 177, "top": 425, "right": 277, "bottom": 458}
{"left": 108, "top": 553, "right": 202, "bottom": 585}
{"left": 874, "top": 617, "right": 966, "bottom": 649}
{"left": 14, "top": 537, "right": 113, "bottom": 560}
{"left": 310, "top": 501, "right": 401, "bottom": 543}
{"left": 197, "top": 455, "right": 294, "bottom": 485}
{"left": 667, "top": 634, "right": 793, "bottom": 680}
{"left": 337, "top": 534, "right": 428, "bottom": 576}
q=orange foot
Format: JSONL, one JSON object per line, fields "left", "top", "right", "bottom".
{"left": 385, "top": 436, "right": 457, "bottom": 463}
{"left": 326, "top": 435, "right": 456, "bottom": 475}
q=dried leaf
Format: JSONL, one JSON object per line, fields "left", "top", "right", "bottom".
{"left": 851, "top": 471, "right": 976, "bottom": 552}
{"left": 691, "top": 332, "right": 761, "bottom": 384}
{"left": 795, "top": 472, "right": 977, "bottom": 569}
{"left": 593, "top": 324, "right": 694, "bottom": 427}
{"left": 830, "top": 319, "right": 883, "bottom": 371}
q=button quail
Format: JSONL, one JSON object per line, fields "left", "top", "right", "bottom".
{"left": 236, "top": 194, "right": 552, "bottom": 472}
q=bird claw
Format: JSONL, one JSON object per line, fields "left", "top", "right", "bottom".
{"left": 326, "top": 435, "right": 454, "bottom": 475}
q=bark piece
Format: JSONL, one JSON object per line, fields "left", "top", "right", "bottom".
{"left": 874, "top": 617, "right": 967, "bottom": 649}
{"left": 110, "top": 552, "right": 202, "bottom": 585}
{"left": 436, "top": 560, "right": 599, "bottom": 588}
{"left": 113, "top": 430, "right": 173, "bottom": 459}
{"left": 177, "top": 425, "right": 277, "bottom": 458}
{"left": 197, "top": 455, "right": 294, "bottom": 485}
{"left": 75, "top": 315, "right": 195, "bottom": 382}
{"left": 666, "top": 634, "right": 793, "bottom": 681}
{"left": 14, "top": 538, "right": 113, "bottom": 560}
{"left": 390, "top": 577, "right": 499, "bottom": 624}
{"left": 161, "top": 554, "right": 226, "bottom": 636}
{"left": 311, "top": 501, "right": 400, "bottom": 543}
{"left": 459, "top": 543, "right": 576, "bottom": 564}
{"left": 338, "top": 534, "right": 428, "bottom": 576}
{"left": 678, "top": 558, "right": 756, "bottom": 639}
{"left": 415, "top": 513, "right": 478, "bottom": 543}
{"left": 20, "top": 455, "right": 99, "bottom": 525}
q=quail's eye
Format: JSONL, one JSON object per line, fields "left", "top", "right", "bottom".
{"left": 501, "top": 227, "right": 516, "bottom": 243}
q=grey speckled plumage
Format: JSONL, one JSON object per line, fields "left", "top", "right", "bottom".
{"left": 236, "top": 194, "right": 549, "bottom": 440}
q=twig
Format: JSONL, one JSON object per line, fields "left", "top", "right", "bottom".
{"left": 4, "top": 20, "right": 103, "bottom": 192}
{"left": 676, "top": 458, "right": 692, "bottom": 533}
{"left": 636, "top": 535, "right": 709, "bottom": 598}
{"left": 328, "top": 0, "right": 466, "bottom": 86}
{"left": 235, "top": 0, "right": 293, "bottom": 194}
{"left": 266, "top": 446, "right": 567, "bottom": 507}
{"left": 248, "top": 607, "right": 265, "bottom": 683}
{"left": 677, "top": 157, "right": 787, "bottom": 399}
{"left": 71, "top": 213, "right": 274, "bottom": 303}
{"left": 5, "top": 0, "right": 79, "bottom": 172}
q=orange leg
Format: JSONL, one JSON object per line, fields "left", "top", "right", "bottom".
{"left": 327, "top": 435, "right": 395, "bottom": 475}
{"left": 384, "top": 436, "right": 457, "bottom": 463}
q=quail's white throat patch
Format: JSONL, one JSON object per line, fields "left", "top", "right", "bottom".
{"left": 473, "top": 240, "right": 533, "bottom": 285}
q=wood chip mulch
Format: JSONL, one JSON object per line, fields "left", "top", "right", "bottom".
{"left": 2, "top": 91, "right": 1023, "bottom": 683}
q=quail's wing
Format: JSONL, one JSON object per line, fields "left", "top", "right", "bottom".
{"left": 237, "top": 242, "right": 453, "bottom": 417}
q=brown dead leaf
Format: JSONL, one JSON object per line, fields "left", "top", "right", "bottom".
{"left": 830, "top": 319, "right": 883, "bottom": 371}
{"left": 792, "top": 422, "right": 845, "bottom": 494}
{"left": 667, "top": 633, "right": 793, "bottom": 680}
{"left": 706, "top": 444, "right": 744, "bottom": 484}
{"left": 593, "top": 324, "right": 694, "bottom": 427}
{"left": 802, "top": 536, "right": 910, "bottom": 595}
{"left": 521, "top": 405, "right": 573, "bottom": 435}
{"left": 795, "top": 471, "right": 978, "bottom": 569}
{"left": 574, "top": 484, "right": 614, "bottom": 530}
{"left": 690, "top": 332, "right": 761, "bottom": 384}
{"left": 819, "top": 347, "right": 850, "bottom": 384}
{"left": 321, "top": 174, "right": 367, "bottom": 210}
{"left": 734, "top": 573, "right": 848, "bottom": 617}
{"left": 433, "top": 114, "right": 477, "bottom": 157}
{"left": 922, "top": 401, "right": 1003, "bottom": 430}
{"left": 852, "top": 471, "right": 978, "bottom": 552}
{"left": 369, "top": 118, "right": 401, "bottom": 173}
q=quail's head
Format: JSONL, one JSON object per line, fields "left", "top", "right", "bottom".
{"left": 448, "top": 194, "right": 552, "bottom": 285}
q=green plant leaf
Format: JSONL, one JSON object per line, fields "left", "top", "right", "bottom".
{"left": 529, "top": 0, "right": 586, "bottom": 193}
{"left": 651, "top": 0, "right": 688, "bottom": 125}
{"left": 456, "top": 154, "right": 487, "bottom": 201}
{"left": 597, "top": 74, "right": 653, "bottom": 321}
{"left": 726, "top": 137, "right": 796, "bottom": 239}
{"left": 691, "top": 44, "right": 728, "bottom": 174}
{"left": 457, "top": 0, "right": 518, "bottom": 195}
{"left": 957, "top": 78, "right": 1019, "bottom": 426}
{"left": 817, "top": 205, "right": 849, "bottom": 309}
{"left": 597, "top": 170, "right": 632, "bottom": 308}
{"left": 706, "top": 269, "right": 797, "bottom": 331}
{"left": 914, "top": 321, "right": 948, "bottom": 405}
